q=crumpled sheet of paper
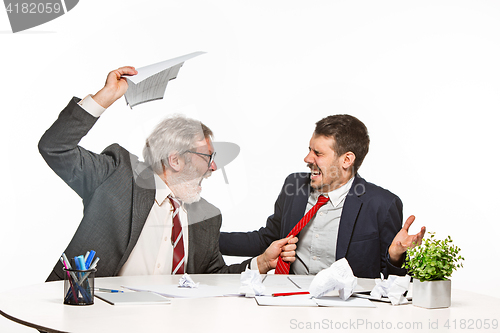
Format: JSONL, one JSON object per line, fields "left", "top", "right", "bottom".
{"left": 178, "top": 273, "right": 200, "bottom": 288}
{"left": 308, "top": 258, "right": 357, "bottom": 300}
{"left": 239, "top": 268, "right": 265, "bottom": 297}
{"left": 370, "top": 273, "right": 410, "bottom": 305}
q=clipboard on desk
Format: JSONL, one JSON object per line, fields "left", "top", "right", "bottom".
{"left": 95, "top": 292, "right": 171, "bottom": 306}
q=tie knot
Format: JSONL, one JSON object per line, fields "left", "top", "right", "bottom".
{"left": 317, "top": 195, "right": 329, "bottom": 206}
{"left": 168, "top": 195, "right": 181, "bottom": 210}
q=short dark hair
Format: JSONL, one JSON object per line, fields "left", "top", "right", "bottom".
{"left": 314, "top": 114, "right": 370, "bottom": 173}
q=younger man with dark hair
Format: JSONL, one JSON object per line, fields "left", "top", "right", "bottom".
{"left": 220, "top": 114, "right": 425, "bottom": 278}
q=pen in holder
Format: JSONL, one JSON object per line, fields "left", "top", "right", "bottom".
{"left": 63, "top": 268, "right": 96, "bottom": 305}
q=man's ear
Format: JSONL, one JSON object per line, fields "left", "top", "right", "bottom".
{"left": 341, "top": 152, "right": 356, "bottom": 170}
{"left": 167, "top": 153, "right": 183, "bottom": 172}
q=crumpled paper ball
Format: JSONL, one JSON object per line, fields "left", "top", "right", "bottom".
{"left": 178, "top": 273, "right": 200, "bottom": 288}
{"left": 370, "top": 273, "right": 410, "bottom": 305}
{"left": 239, "top": 268, "right": 265, "bottom": 297}
{"left": 308, "top": 258, "right": 357, "bottom": 300}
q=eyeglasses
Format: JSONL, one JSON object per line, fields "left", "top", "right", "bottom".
{"left": 186, "top": 150, "right": 216, "bottom": 168}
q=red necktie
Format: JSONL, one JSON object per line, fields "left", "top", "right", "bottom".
{"left": 168, "top": 196, "right": 185, "bottom": 274}
{"left": 275, "top": 195, "right": 329, "bottom": 274}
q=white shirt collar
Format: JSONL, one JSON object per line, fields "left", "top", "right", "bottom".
{"left": 153, "top": 173, "right": 173, "bottom": 206}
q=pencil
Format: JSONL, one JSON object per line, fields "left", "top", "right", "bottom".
{"left": 272, "top": 291, "right": 310, "bottom": 297}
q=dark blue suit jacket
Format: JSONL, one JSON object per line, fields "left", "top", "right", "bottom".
{"left": 219, "top": 173, "right": 407, "bottom": 278}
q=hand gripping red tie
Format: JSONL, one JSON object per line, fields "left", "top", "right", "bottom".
{"left": 274, "top": 195, "right": 329, "bottom": 274}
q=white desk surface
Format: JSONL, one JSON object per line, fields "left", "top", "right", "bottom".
{"left": 1, "top": 274, "right": 499, "bottom": 333}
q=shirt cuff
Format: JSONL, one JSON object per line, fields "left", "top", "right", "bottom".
{"left": 77, "top": 94, "right": 106, "bottom": 117}
{"left": 386, "top": 249, "right": 407, "bottom": 277}
{"left": 250, "top": 257, "right": 258, "bottom": 271}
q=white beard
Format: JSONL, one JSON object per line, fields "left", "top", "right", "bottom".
{"left": 168, "top": 164, "right": 204, "bottom": 204}
{"left": 172, "top": 181, "right": 201, "bottom": 204}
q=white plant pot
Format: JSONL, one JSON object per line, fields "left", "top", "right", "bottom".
{"left": 412, "top": 279, "right": 451, "bottom": 309}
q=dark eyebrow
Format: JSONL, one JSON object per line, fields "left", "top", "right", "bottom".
{"left": 309, "top": 147, "right": 321, "bottom": 155}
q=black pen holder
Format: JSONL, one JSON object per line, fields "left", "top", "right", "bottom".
{"left": 63, "top": 268, "right": 96, "bottom": 305}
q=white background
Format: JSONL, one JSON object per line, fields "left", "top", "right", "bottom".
{"left": 1, "top": 1, "right": 499, "bottom": 331}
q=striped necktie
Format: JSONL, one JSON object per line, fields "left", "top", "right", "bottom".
{"left": 168, "top": 196, "right": 185, "bottom": 274}
{"left": 275, "top": 195, "right": 329, "bottom": 274}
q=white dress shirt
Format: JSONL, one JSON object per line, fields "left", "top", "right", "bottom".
{"left": 118, "top": 174, "right": 189, "bottom": 275}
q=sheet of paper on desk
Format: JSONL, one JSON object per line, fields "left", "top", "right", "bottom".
{"left": 123, "top": 284, "right": 240, "bottom": 298}
{"left": 288, "top": 276, "right": 375, "bottom": 293}
{"left": 314, "top": 296, "right": 376, "bottom": 308}
{"left": 255, "top": 295, "right": 375, "bottom": 307}
{"left": 124, "top": 51, "right": 205, "bottom": 108}
{"left": 287, "top": 275, "right": 315, "bottom": 289}
{"left": 261, "top": 274, "right": 303, "bottom": 296}
{"left": 95, "top": 292, "right": 171, "bottom": 306}
{"left": 255, "top": 295, "right": 317, "bottom": 307}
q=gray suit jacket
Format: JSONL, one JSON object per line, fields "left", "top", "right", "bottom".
{"left": 39, "top": 98, "right": 248, "bottom": 281}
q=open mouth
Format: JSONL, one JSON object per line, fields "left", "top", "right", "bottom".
{"left": 310, "top": 168, "right": 322, "bottom": 180}
{"left": 199, "top": 171, "right": 212, "bottom": 185}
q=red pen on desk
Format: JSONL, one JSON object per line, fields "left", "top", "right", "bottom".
{"left": 272, "top": 291, "right": 310, "bottom": 297}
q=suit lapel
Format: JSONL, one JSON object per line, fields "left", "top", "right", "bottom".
{"left": 336, "top": 175, "right": 365, "bottom": 260}
{"left": 185, "top": 200, "right": 212, "bottom": 273}
{"left": 114, "top": 162, "right": 155, "bottom": 274}
{"left": 286, "top": 175, "right": 311, "bottom": 236}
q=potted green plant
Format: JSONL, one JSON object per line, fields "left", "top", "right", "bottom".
{"left": 404, "top": 232, "right": 464, "bottom": 309}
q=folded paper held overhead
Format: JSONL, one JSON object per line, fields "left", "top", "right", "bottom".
{"left": 239, "top": 268, "right": 265, "bottom": 297}
{"left": 308, "top": 258, "right": 357, "bottom": 300}
{"left": 370, "top": 274, "right": 410, "bottom": 305}
{"left": 124, "top": 51, "right": 206, "bottom": 108}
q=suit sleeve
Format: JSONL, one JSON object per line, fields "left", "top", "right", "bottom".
{"left": 219, "top": 175, "right": 294, "bottom": 257}
{"left": 206, "top": 252, "right": 252, "bottom": 274}
{"left": 38, "top": 97, "right": 118, "bottom": 200}
{"left": 198, "top": 211, "right": 255, "bottom": 274}
{"left": 380, "top": 196, "right": 407, "bottom": 277}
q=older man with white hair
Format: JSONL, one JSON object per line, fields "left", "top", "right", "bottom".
{"left": 40, "top": 66, "right": 290, "bottom": 281}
